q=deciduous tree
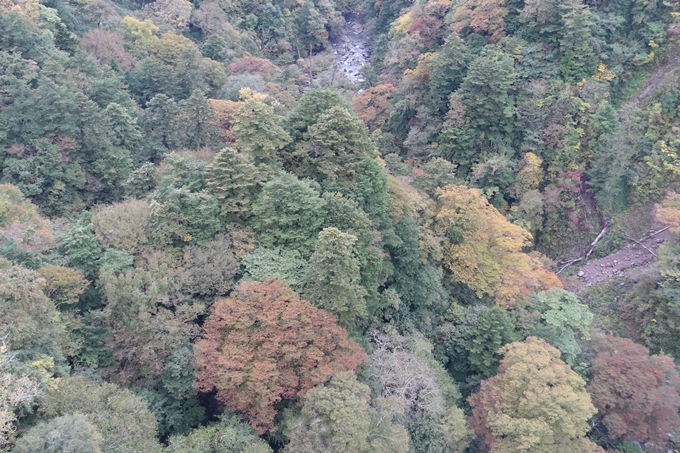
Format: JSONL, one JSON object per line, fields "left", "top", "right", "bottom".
{"left": 283, "top": 372, "right": 410, "bottom": 453}
{"left": 193, "top": 280, "right": 367, "bottom": 434}
{"left": 436, "top": 185, "right": 561, "bottom": 306}
{"left": 469, "top": 337, "right": 599, "bottom": 453}
{"left": 588, "top": 336, "right": 680, "bottom": 450}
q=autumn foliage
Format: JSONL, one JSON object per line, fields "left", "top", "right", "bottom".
{"left": 451, "top": 0, "right": 508, "bottom": 43}
{"left": 193, "top": 280, "right": 367, "bottom": 434}
{"left": 227, "top": 52, "right": 280, "bottom": 77}
{"left": 588, "top": 336, "right": 680, "bottom": 450}
{"left": 469, "top": 337, "right": 600, "bottom": 453}
{"left": 351, "top": 84, "right": 395, "bottom": 132}
{"left": 436, "top": 185, "right": 561, "bottom": 306}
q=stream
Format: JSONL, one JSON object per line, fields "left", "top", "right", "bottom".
{"left": 332, "top": 16, "right": 371, "bottom": 85}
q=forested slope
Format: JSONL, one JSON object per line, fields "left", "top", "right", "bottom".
{"left": 1, "top": 0, "right": 680, "bottom": 451}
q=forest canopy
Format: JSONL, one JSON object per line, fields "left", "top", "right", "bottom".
{"left": 1, "top": 0, "right": 680, "bottom": 451}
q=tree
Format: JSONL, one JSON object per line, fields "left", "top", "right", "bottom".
{"left": 193, "top": 280, "right": 368, "bottom": 434}
{"left": 301, "top": 228, "right": 368, "bottom": 328}
{"left": 166, "top": 415, "right": 273, "bottom": 453}
{"left": 38, "top": 376, "right": 162, "bottom": 453}
{"left": 11, "top": 414, "right": 104, "bottom": 453}
{"left": 180, "top": 236, "right": 239, "bottom": 299}
{"left": 558, "top": 0, "right": 597, "bottom": 82}
{"left": 232, "top": 89, "right": 291, "bottom": 166}
{"left": 148, "top": 188, "right": 223, "bottom": 247}
{"left": 293, "top": 106, "right": 373, "bottom": 186}
{"left": 250, "top": 172, "right": 326, "bottom": 258}
{"left": 527, "top": 288, "right": 593, "bottom": 366}
{"left": 140, "top": 93, "right": 182, "bottom": 157}
{"left": 351, "top": 84, "right": 394, "bottom": 132}
{"left": 436, "top": 185, "right": 561, "bottom": 307}
{"left": 242, "top": 247, "right": 308, "bottom": 290}
{"left": 0, "top": 263, "right": 68, "bottom": 372}
{"left": 98, "top": 254, "right": 204, "bottom": 383}
{"left": 283, "top": 372, "right": 410, "bottom": 453}
{"left": 58, "top": 219, "right": 102, "bottom": 278}
{"left": 389, "top": 217, "right": 447, "bottom": 314}
{"left": 588, "top": 336, "right": 680, "bottom": 450}
{"left": 465, "top": 306, "right": 519, "bottom": 377}
{"left": 284, "top": 89, "right": 351, "bottom": 145}
{"left": 469, "top": 337, "right": 600, "bottom": 453}
{"left": 91, "top": 199, "right": 151, "bottom": 255}
{"left": 451, "top": 0, "right": 508, "bottom": 43}
{"left": 0, "top": 341, "right": 41, "bottom": 450}
{"left": 0, "top": 184, "right": 36, "bottom": 227}
{"left": 206, "top": 147, "right": 264, "bottom": 222}
{"left": 36, "top": 265, "right": 88, "bottom": 307}
{"left": 177, "top": 89, "right": 221, "bottom": 150}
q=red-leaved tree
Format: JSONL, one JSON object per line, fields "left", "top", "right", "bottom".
{"left": 588, "top": 336, "right": 680, "bottom": 451}
{"left": 193, "top": 279, "right": 368, "bottom": 434}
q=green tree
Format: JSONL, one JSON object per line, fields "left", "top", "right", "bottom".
{"left": 12, "top": 414, "right": 104, "bottom": 453}
{"left": 140, "top": 93, "right": 182, "bottom": 158}
{"left": 469, "top": 337, "right": 600, "bottom": 453}
{"left": 58, "top": 219, "right": 102, "bottom": 278}
{"left": 177, "top": 89, "right": 221, "bottom": 150}
{"left": 558, "top": 0, "right": 597, "bottom": 82}
{"left": 301, "top": 228, "right": 368, "bottom": 328}
{"left": 250, "top": 172, "right": 326, "bottom": 257}
{"left": 389, "top": 217, "right": 447, "bottom": 314}
{"left": 283, "top": 372, "right": 410, "bottom": 453}
{"left": 38, "top": 376, "right": 162, "bottom": 453}
{"left": 465, "top": 306, "right": 519, "bottom": 377}
{"left": 293, "top": 106, "right": 373, "bottom": 186}
{"left": 242, "top": 247, "right": 308, "bottom": 290}
{"left": 206, "top": 147, "right": 264, "bottom": 222}
{"left": 232, "top": 90, "right": 291, "bottom": 166}
{"left": 166, "top": 415, "right": 272, "bottom": 453}
{"left": 284, "top": 89, "right": 351, "bottom": 145}
{"left": 527, "top": 288, "right": 593, "bottom": 366}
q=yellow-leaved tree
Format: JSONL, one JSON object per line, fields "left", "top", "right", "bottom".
{"left": 436, "top": 185, "right": 561, "bottom": 306}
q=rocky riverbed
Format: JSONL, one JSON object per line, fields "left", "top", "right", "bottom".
{"left": 332, "top": 16, "right": 370, "bottom": 84}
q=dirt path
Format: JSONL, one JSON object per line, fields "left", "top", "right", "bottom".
{"left": 574, "top": 228, "right": 670, "bottom": 291}
{"left": 624, "top": 53, "right": 680, "bottom": 108}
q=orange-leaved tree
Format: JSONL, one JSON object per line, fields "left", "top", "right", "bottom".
{"left": 436, "top": 185, "right": 561, "bottom": 307}
{"left": 451, "top": 0, "right": 508, "bottom": 43}
{"left": 193, "top": 279, "right": 368, "bottom": 434}
{"left": 351, "top": 84, "right": 395, "bottom": 132}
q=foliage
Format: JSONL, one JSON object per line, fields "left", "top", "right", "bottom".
{"left": 233, "top": 89, "right": 290, "bottom": 166}
{"left": 301, "top": 228, "right": 368, "bottom": 328}
{"left": 436, "top": 185, "right": 561, "bottom": 306}
{"left": 283, "top": 371, "right": 410, "bottom": 453}
{"left": 206, "top": 147, "right": 264, "bottom": 222}
{"left": 0, "top": 341, "right": 41, "bottom": 450}
{"left": 193, "top": 280, "right": 368, "bottom": 434}
{"left": 250, "top": 172, "right": 326, "bottom": 258}
{"left": 242, "top": 247, "right": 308, "bottom": 290}
{"left": 166, "top": 415, "right": 273, "bottom": 453}
{"left": 11, "top": 413, "right": 104, "bottom": 453}
{"left": 469, "top": 337, "right": 599, "bottom": 453}
{"left": 527, "top": 288, "right": 593, "bottom": 365}
{"left": 465, "top": 306, "right": 519, "bottom": 377}
{"left": 588, "top": 336, "right": 680, "bottom": 450}
{"left": 39, "top": 376, "right": 162, "bottom": 453}
{"left": 0, "top": 263, "right": 68, "bottom": 373}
